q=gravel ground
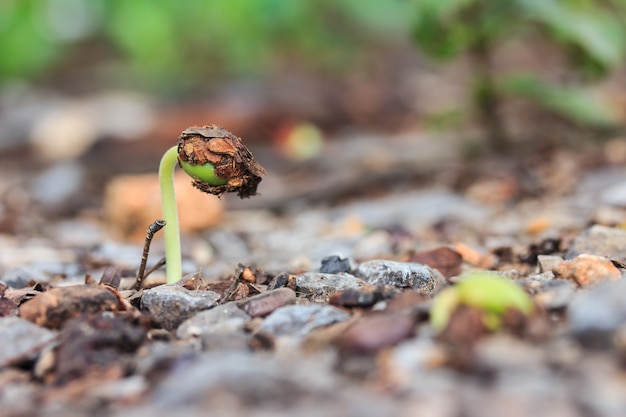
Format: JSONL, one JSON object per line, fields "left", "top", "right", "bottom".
{"left": 1, "top": 137, "right": 626, "bottom": 417}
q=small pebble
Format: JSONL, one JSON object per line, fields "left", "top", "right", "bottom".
{"left": 19, "top": 285, "right": 121, "bottom": 329}
{"left": 260, "top": 304, "right": 351, "bottom": 337}
{"left": 552, "top": 254, "right": 621, "bottom": 287}
{"left": 296, "top": 272, "right": 365, "bottom": 299}
{"left": 409, "top": 247, "right": 462, "bottom": 278}
{"left": 454, "top": 242, "right": 497, "bottom": 269}
{"left": 266, "top": 272, "right": 297, "bottom": 291}
{"left": 537, "top": 255, "right": 563, "bottom": 274}
{"left": 319, "top": 255, "right": 352, "bottom": 274}
{"left": 355, "top": 260, "right": 445, "bottom": 295}
{"left": 238, "top": 288, "right": 296, "bottom": 318}
{"left": 141, "top": 285, "right": 220, "bottom": 330}
{"left": 329, "top": 288, "right": 379, "bottom": 308}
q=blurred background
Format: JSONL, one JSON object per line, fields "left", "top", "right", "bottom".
{"left": 1, "top": 0, "right": 625, "bottom": 241}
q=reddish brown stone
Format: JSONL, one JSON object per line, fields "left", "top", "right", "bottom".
{"left": 329, "top": 288, "right": 378, "bottom": 309}
{"left": 552, "top": 254, "right": 621, "bottom": 287}
{"left": 454, "top": 242, "right": 497, "bottom": 269}
{"left": 409, "top": 247, "right": 462, "bottom": 278}
{"left": 386, "top": 290, "right": 427, "bottom": 313}
{"left": 19, "top": 285, "right": 123, "bottom": 329}
{"left": 238, "top": 288, "right": 296, "bottom": 318}
{"left": 336, "top": 313, "right": 414, "bottom": 354}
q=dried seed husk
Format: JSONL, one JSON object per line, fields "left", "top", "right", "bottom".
{"left": 177, "top": 125, "right": 266, "bottom": 198}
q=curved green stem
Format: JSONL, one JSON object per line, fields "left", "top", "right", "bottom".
{"left": 159, "top": 145, "right": 182, "bottom": 284}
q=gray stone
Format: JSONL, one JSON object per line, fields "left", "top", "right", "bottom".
{"left": 0, "top": 317, "right": 55, "bottom": 367}
{"left": 565, "top": 225, "right": 626, "bottom": 263}
{"left": 568, "top": 278, "right": 626, "bottom": 347}
{"left": 296, "top": 272, "right": 365, "bottom": 299}
{"left": 355, "top": 260, "right": 445, "bottom": 295}
{"left": 260, "top": 304, "right": 351, "bottom": 337}
{"left": 537, "top": 255, "right": 563, "bottom": 274}
{"left": 141, "top": 285, "right": 220, "bottom": 331}
{"left": 176, "top": 302, "right": 250, "bottom": 339}
{"left": 319, "top": 255, "right": 353, "bottom": 274}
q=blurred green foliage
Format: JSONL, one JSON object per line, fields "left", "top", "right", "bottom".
{"left": 1, "top": 0, "right": 625, "bottom": 144}
{"left": 413, "top": 0, "right": 626, "bottom": 146}
{"left": 0, "top": 0, "right": 414, "bottom": 89}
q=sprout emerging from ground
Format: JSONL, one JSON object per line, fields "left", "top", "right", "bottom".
{"left": 159, "top": 125, "right": 266, "bottom": 284}
{"left": 430, "top": 273, "right": 534, "bottom": 332}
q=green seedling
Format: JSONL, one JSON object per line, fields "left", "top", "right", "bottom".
{"left": 159, "top": 125, "right": 266, "bottom": 284}
{"left": 430, "top": 273, "right": 533, "bottom": 332}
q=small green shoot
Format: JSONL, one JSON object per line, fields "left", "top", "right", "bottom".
{"left": 430, "top": 273, "right": 533, "bottom": 332}
{"left": 159, "top": 125, "right": 266, "bottom": 284}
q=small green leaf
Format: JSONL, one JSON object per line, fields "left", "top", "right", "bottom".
{"left": 455, "top": 273, "right": 534, "bottom": 316}
{"left": 179, "top": 160, "right": 227, "bottom": 186}
{"left": 430, "top": 273, "right": 533, "bottom": 332}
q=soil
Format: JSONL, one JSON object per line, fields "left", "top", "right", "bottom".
{"left": 1, "top": 128, "right": 626, "bottom": 417}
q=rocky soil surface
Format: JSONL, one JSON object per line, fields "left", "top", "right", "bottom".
{"left": 1, "top": 136, "right": 626, "bottom": 417}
